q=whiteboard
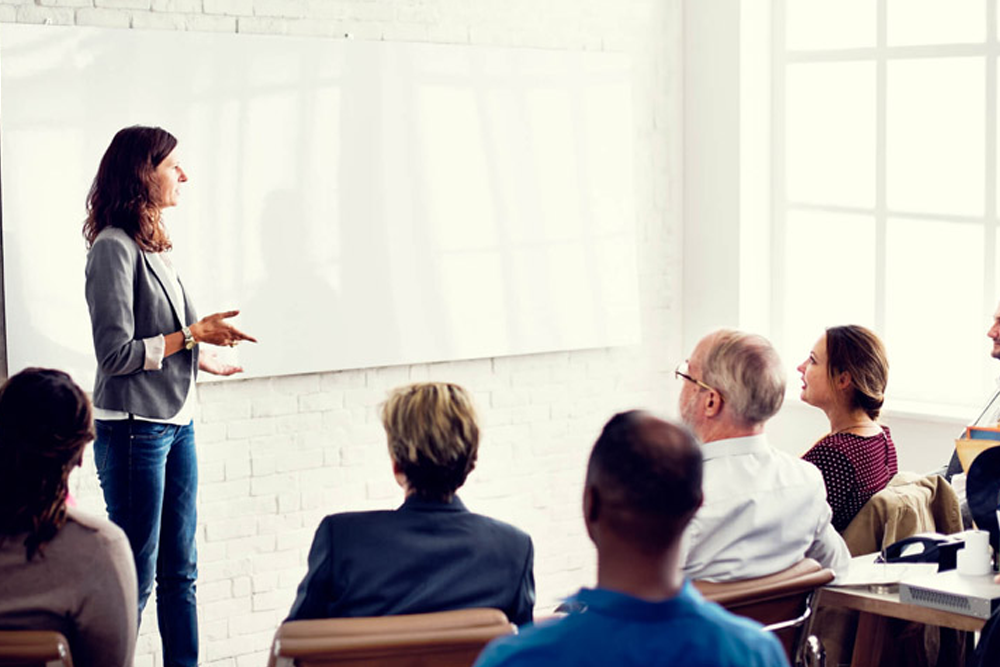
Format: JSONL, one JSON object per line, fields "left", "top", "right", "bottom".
{"left": 0, "top": 24, "right": 640, "bottom": 387}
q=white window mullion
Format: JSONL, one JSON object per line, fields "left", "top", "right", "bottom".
{"left": 771, "top": 0, "right": 789, "bottom": 353}
{"left": 874, "top": 0, "right": 888, "bottom": 336}
{"left": 985, "top": 0, "right": 997, "bottom": 324}
{"left": 776, "top": 0, "right": 995, "bottom": 410}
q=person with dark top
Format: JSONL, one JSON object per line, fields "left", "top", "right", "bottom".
{"left": 474, "top": 411, "right": 788, "bottom": 667}
{"left": 797, "top": 325, "right": 898, "bottom": 532}
{"left": 287, "top": 382, "right": 535, "bottom": 625}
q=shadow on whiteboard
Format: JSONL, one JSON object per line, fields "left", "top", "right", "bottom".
{"left": 0, "top": 24, "right": 641, "bottom": 389}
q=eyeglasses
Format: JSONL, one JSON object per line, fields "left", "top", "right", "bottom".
{"left": 675, "top": 360, "right": 720, "bottom": 395}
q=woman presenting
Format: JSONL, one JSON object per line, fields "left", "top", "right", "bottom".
{"left": 83, "top": 125, "right": 255, "bottom": 667}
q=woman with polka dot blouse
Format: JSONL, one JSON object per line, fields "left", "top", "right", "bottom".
{"left": 797, "top": 325, "right": 898, "bottom": 532}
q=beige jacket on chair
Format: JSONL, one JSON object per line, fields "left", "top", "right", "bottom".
{"left": 842, "top": 471, "right": 962, "bottom": 557}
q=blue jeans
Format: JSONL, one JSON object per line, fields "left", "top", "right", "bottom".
{"left": 95, "top": 419, "right": 199, "bottom": 667}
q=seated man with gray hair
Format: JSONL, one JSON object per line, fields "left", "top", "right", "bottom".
{"left": 676, "top": 329, "right": 850, "bottom": 581}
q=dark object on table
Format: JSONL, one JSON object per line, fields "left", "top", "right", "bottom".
{"left": 883, "top": 533, "right": 965, "bottom": 572}
{"left": 967, "top": 446, "right": 1000, "bottom": 557}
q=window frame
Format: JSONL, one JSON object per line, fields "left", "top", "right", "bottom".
{"left": 770, "top": 0, "right": 1000, "bottom": 413}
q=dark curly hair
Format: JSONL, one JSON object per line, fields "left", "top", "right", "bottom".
{"left": 0, "top": 368, "right": 95, "bottom": 560}
{"left": 82, "top": 125, "right": 177, "bottom": 252}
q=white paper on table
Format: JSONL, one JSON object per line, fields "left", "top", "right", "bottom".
{"left": 832, "top": 554, "right": 939, "bottom": 587}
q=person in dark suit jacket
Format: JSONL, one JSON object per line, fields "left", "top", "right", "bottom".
{"left": 287, "top": 382, "right": 535, "bottom": 626}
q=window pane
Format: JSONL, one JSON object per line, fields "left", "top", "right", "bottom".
{"left": 786, "top": 0, "right": 875, "bottom": 50}
{"left": 786, "top": 62, "right": 875, "bottom": 207}
{"left": 887, "top": 58, "right": 984, "bottom": 216}
{"left": 782, "top": 210, "right": 876, "bottom": 375}
{"left": 885, "top": 218, "right": 984, "bottom": 406}
{"left": 888, "top": 0, "right": 986, "bottom": 46}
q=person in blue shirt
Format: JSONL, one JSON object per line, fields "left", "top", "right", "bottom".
{"left": 474, "top": 410, "right": 789, "bottom": 667}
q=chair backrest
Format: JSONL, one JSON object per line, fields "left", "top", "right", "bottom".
{"left": 694, "top": 558, "right": 835, "bottom": 663}
{"left": 267, "top": 608, "right": 516, "bottom": 667}
{"left": 0, "top": 630, "right": 73, "bottom": 667}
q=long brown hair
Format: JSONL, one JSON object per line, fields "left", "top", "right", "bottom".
{"left": 0, "top": 368, "right": 95, "bottom": 560}
{"left": 82, "top": 125, "right": 177, "bottom": 252}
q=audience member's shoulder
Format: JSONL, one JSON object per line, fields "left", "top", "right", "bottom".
{"left": 478, "top": 511, "right": 532, "bottom": 538}
{"left": 772, "top": 445, "right": 825, "bottom": 479}
{"left": 317, "top": 509, "right": 395, "bottom": 532}
{"left": 65, "top": 506, "right": 128, "bottom": 545}
{"left": 474, "top": 617, "right": 566, "bottom": 667}
{"left": 697, "top": 599, "right": 789, "bottom": 665}
{"left": 466, "top": 510, "right": 533, "bottom": 555}
{"left": 479, "top": 603, "right": 785, "bottom": 667}
{"left": 58, "top": 507, "right": 132, "bottom": 570}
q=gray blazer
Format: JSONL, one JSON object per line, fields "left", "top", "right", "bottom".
{"left": 85, "top": 227, "right": 199, "bottom": 420}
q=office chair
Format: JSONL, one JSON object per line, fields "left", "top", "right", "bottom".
{"left": 695, "top": 558, "right": 834, "bottom": 667}
{"left": 266, "top": 607, "right": 516, "bottom": 667}
{"left": 0, "top": 630, "right": 73, "bottom": 667}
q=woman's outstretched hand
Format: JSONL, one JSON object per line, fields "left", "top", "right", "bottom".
{"left": 190, "top": 310, "right": 257, "bottom": 348}
{"left": 198, "top": 349, "right": 244, "bottom": 376}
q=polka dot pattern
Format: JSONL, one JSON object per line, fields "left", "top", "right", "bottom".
{"left": 802, "top": 426, "right": 898, "bottom": 532}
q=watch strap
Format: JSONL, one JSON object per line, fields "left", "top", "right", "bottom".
{"left": 182, "top": 325, "right": 197, "bottom": 350}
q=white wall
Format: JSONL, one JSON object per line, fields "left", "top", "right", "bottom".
{"left": 681, "top": 0, "right": 741, "bottom": 350}
{"left": 0, "top": 2, "right": 683, "bottom": 666}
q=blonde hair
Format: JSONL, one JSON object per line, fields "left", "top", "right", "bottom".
{"left": 380, "top": 382, "right": 479, "bottom": 500}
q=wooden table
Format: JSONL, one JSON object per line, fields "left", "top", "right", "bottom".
{"left": 818, "top": 585, "right": 987, "bottom": 667}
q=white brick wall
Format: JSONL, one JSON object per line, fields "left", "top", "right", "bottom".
{"left": 1, "top": 1, "right": 682, "bottom": 664}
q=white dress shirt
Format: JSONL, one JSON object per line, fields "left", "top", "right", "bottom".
{"left": 681, "top": 433, "right": 851, "bottom": 583}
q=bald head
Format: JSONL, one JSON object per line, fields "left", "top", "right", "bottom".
{"left": 585, "top": 411, "right": 703, "bottom": 553}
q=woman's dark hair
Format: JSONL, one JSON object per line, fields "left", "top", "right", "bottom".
{"left": 0, "top": 368, "right": 95, "bottom": 560}
{"left": 82, "top": 125, "right": 177, "bottom": 252}
{"left": 826, "top": 325, "right": 889, "bottom": 420}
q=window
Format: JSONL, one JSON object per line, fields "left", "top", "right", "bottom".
{"left": 774, "top": 0, "right": 997, "bottom": 410}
